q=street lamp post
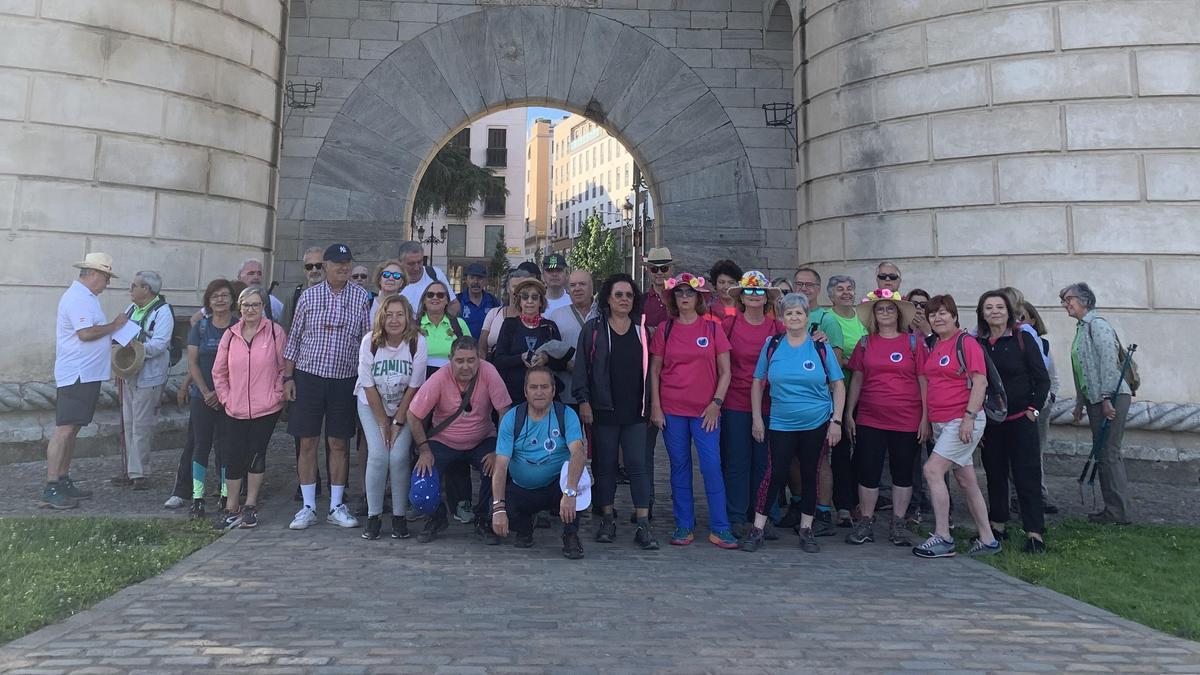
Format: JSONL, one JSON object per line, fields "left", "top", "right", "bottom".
{"left": 622, "top": 197, "right": 634, "bottom": 276}
{"left": 417, "top": 224, "right": 449, "bottom": 267}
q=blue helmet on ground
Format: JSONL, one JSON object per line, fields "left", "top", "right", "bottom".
{"left": 409, "top": 466, "right": 441, "bottom": 515}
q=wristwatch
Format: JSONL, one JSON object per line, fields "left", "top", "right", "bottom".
{"left": 391, "top": 419, "right": 403, "bottom": 427}
{"left": 831, "top": 419, "right": 843, "bottom": 426}
{"left": 1029, "top": 408, "right": 1040, "bottom": 418}
{"left": 712, "top": 397, "right": 724, "bottom": 406}
{"left": 563, "top": 487, "right": 578, "bottom": 498}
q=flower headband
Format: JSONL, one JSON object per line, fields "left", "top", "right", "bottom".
{"left": 665, "top": 272, "right": 707, "bottom": 292}
{"left": 862, "top": 288, "right": 899, "bottom": 303}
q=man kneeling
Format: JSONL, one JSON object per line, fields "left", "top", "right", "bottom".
{"left": 491, "top": 367, "right": 588, "bottom": 559}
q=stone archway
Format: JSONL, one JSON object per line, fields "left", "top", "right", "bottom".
{"left": 302, "top": 6, "right": 767, "bottom": 273}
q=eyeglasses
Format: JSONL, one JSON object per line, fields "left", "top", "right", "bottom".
{"left": 129, "top": 283, "right": 144, "bottom": 290}
{"left": 648, "top": 265, "right": 671, "bottom": 274}
{"left": 210, "top": 293, "right": 232, "bottom": 301}
{"left": 674, "top": 287, "right": 698, "bottom": 297}
{"left": 304, "top": 263, "right": 324, "bottom": 271}
{"left": 241, "top": 302, "right": 263, "bottom": 310}
{"left": 877, "top": 273, "right": 900, "bottom": 281}
{"left": 611, "top": 290, "right": 635, "bottom": 300}
{"left": 351, "top": 274, "right": 369, "bottom": 280}
{"left": 743, "top": 289, "right": 766, "bottom": 296}
{"left": 794, "top": 281, "right": 820, "bottom": 290}
{"left": 424, "top": 291, "right": 447, "bottom": 300}
{"left": 875, "top": 304, "right": 897, "bottom": 313}
{"left": 380, "top": 271, "right": 403, "bottom": 280}
{"left": 1060, "top": 296, "right": 1080, "bottom": 306}
{"left": 519, "top": 293, "right": 541, "bottom": 301}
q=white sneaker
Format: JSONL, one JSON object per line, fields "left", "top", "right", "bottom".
{"left": 163, "top": 495, "right": 186, "bottom": 509}
{"left": 289, "top": 506, "right": 318, "bottom": 530}
{"left": 327, "top": 503, "right": 360, "bottom": 528}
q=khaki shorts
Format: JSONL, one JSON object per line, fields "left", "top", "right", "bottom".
{"left": 931, "top": 413, "right": 986, "bottom": 467}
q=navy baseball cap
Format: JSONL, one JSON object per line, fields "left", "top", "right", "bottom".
{"left": 323, "top": 243, "right": 352, "bottom": 262}
{"left": 465, "top": 262, "right": 487, "bottom": 277}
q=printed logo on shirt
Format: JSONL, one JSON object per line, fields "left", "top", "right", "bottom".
{"left": 890, "top": 352, "right": 904, "bottom": 363}
{"left": 938, "top": 355, "right": 951, "bottom": 367}
{"left": 550, "top": 427, "right": 561, "bottom": 438}
{"left": 802, "top": 360, "right": 816, "bottom": 371}
{"left": 543, "top": 438, "right": 558, "bottom": 453}
{"left": 696, "top": 336, "right": 710, "bottom": 348}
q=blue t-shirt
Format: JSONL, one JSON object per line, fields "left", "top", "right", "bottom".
{"left": 459, "top": 292, "right": 500, "bottom": 339}
{"left": 187, "top": 316, "right": 232, "bottom": 395}
{"left": 496, "top": 404, "right": 585, "bottom": 489}
{"left": 754, "top": 336, "right": 844, "bottom": 432}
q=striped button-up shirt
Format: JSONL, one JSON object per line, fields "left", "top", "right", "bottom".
{"left": 284, "top": 281, "right": 371, "bottom": 379}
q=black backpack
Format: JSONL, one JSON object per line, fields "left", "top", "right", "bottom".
{"left": 511, "top": 401, "right": 568, "bottom": 447}
{"left": 955, "top": 333, "right": 1008, "bottom": 423}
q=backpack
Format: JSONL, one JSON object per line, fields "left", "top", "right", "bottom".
{"left": 511, "top": 401, "right": 568, "bottom": 448}
{"left": 764, "top": 333, "right": 831, "bottom": 384}
{"left": 955, "top": 333, "right": 1008, "bottom": 423}
{"left": 1088, "top": 319, "right": 1140, "bottom": 396}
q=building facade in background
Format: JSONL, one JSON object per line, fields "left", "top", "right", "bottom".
{"left": 524, "top": 117, "right": 554, "bottom": 258}
{"left": 413, "top": 108, "right": 525, "bottom": 289}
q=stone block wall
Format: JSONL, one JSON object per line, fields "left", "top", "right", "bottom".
{"left": 799, "top": 0, "right": 1200, "bottom": 405}
{"left": 0, "top": 0, "right": 285, "bottom": 385}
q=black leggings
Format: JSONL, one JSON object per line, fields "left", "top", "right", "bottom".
{"left": 981, "top": 416, "right": 1044, "bottom": 534}
{"left": 755, "top": 424, "right": 828, "bottom": 517}
{"left": 830, "top": 435, "right": 857, "bottom": 511}
{"left": 854, "top": 425, "right": 918, "bottom": 490}
{"left": 225, "top": 412, "right": 280, "bottom": 481}
{"left": 592, "top": 422, "right": 650, "bottom": 509}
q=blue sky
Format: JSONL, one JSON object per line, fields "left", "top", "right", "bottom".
{"left": 525, "top": 106, "right": 571, "bottom": 132}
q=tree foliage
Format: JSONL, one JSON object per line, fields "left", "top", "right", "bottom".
{"left": 568, "top": 214, "right": 622, "bottom": 283}
{"left": 489, "top": 237, "right": 511, "bottom": 292}
{"left": 412, "top": 144, "right": 508, "bottom": 221}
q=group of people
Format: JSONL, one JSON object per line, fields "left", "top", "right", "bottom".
{"left": 45, "top": 243, "right": 1138, "bottom": 560}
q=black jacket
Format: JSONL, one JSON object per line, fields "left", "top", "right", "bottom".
{"left": 572, "top": 316, "right": 651, "bottom": 416}
{"left": 980, "top": 330, "right": 1051, "bottom": 413}
{"left": 492, "top": 316, "right": 569, "bottom": 403}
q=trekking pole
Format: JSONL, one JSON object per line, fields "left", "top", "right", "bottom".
{"left": 117, "top": 377, "right": 129, "bottom": 481}
{"left": 1077, "top": 343, "right": 1137, "bottom": 501}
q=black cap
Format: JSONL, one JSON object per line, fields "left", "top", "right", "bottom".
{"left": 323, "top": 243, "right": 352, "bottom": 262}
{"left": 465, "top": 262, "right": 487, "bottom": 277}
{"left": 544, "top": 253, "right": 568, "bottom": 270}
{"left": 516, "top": 261, "right": 542, "bottom": 279}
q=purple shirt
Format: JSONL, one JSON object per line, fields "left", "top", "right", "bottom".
{"left": 642, "top": 288, "right": 669, "bottom": 331}
{"left": 284, "top": 281, "right": 371, "bottom": 379}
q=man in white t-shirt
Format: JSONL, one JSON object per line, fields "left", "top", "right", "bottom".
{"left": 44, "top": 253, "right": 129, "bottom": 510}
{"left": 397, "top": 240, "right": 460, "bottom": 317}
{"left": 542, "top": 253, "right": 572, "bottom": 317}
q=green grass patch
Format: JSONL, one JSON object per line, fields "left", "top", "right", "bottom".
{"left": 963, "top": 519, "right": 1200, "bottom": 641}
{"left": 0, "top": 517, "right": 219, "bottom": 645}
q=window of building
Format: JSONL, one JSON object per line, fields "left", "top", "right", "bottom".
{"left": 484, "top": 178, "right": 506, "bottom": 216}
{"left": 484, "top": 224, "right": 503, "bottom": 254}
{"left": 446, "top": 224, "right": 467, "bottom": 257}
{"left": 486, "top": 128, "right": 507, "bottom": 167}
{"left": 448, "top": 128, "right": 469, "bottom": 150}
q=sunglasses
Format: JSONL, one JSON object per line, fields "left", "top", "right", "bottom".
{"left": 519, "top": 293, "right": 541, "bottom": 301}
{"left": 910, "top": 301, "right": 927, "bottom": 309}
{"left": 351, "top": 274, "right": 369, "bottom": 280}
{"left": 380, "top": 271, "right": 403, "bottom": 280}
{"left": 742, "top": 289, "right": 766, "bottom": 296}
{"left": 425, "top": 291, "right": 447, "bottom": 300}
{"left": 674, "top": 287, "right": 698, "bottom": 297}
{"left": 611, "top": 290, "right": 635, "bottom": 300}
{"left": 877, "top": 273, "right": 900, "bottom": 281}
{"left": 304, "top": 263, "right": 324, "bottom": 271}
{"left": 648, "top": 265, "right": 671, "bottom": 274}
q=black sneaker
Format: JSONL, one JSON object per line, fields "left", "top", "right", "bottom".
{"left": 797, "top": 527, "right": 821, "bottom": 553}
{"left": 417, "top": 516, "right": 448, "bottom": 543}
{"left": 362, "top": 515, "right": 381, "bottom": 540}
{"left": 59, "top": 476, "right": 92, "bottom": 500}
{"left": 1023, "top": 537, "right": 1047, "bottom": 554}
{"left": 38, "top": 484, "right": 79, "bottom": 510}
{"left": 391, "top": 516, "right": 409, "bottom": 539}
{"left": 239, "top": 506, "right": 259, "bottom": 529}
{"left": 476, "top": 521, "right": 501, "bottom": 545}
{"left": 739, "top": 526, "right": 765, "bottom": 552}
{"left": 213, "top": 509, "right": 242, "bottom": 531}
{"left": 535, "top": 511, "right": 552, "bottom": 529}
{"left": 189, "top": 499, "right": 206, "bottom": 520}
{"left": 562, "top": 531, "right": 584, "bottom": 560}
{"left": 634, "top": 522, "right": 660, "bottom": 550}
{"left": 514, "top": 532, "right": 534, "bottom": 548}
{"left": 595, "top": 515, "right": 616, "bottom": 543}
{"left": 812, "top": 510, "right": 837, "bottom": 537}
{"left": 776, "top": 503, "right": 803, "bottom": 530}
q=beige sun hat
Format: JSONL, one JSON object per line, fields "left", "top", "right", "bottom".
{"left": 855, "top": 288, "right": 916, "bottom": 334}
{"left": 73, "top": 252, "right": 118, "bottom": 278}
{"left": 111, "top": 341, "right": 145, "bottom": 380}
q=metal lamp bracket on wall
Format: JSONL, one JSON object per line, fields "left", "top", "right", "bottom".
{"left": 284, "top": 80, "right": 322, "bottom": 128}
{"left": 763, "top": 102, "right": 799, "bottom": 162}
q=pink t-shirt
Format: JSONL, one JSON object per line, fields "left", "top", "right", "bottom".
{"left": 651, "top": 318, "right": 731, "bottom": 417}
{"left": 408, "top": 360, "right": 513, "bottom": 451}
{"left": 923, "top": 331, "right": 985, "bottom": 424}
{"left": 722, "top": 314, "right": 784, "bottom": 413}
{"left": 848, "top": 334, "right": 928, "bottom": 432}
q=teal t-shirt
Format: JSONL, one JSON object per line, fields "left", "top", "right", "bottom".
{"left": 754, "top": 337, "right": 844, "bottom": 432}
{"left": 496, "top": 405, "right": 585, "bottom": 489}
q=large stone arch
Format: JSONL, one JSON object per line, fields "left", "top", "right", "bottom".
{"left": 302, "top": 6, "right": 765, "bottom": 273}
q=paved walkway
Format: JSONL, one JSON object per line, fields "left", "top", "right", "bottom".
{"left": 2, "top": 433, "right": 1199, "bottom": 673}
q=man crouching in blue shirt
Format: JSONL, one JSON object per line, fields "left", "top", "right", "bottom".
{"left": 490, "top": 366, "right": 588, "bottom": 559}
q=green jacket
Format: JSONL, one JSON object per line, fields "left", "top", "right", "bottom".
{"left": 1071, "top": 310, "right": 1130, "bottom": 405}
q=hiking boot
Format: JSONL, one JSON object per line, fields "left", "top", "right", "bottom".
{"left": 1023, "top": 537, "right": 1047, "bottom": 554}
{"left": 38, "top": 484, "right": 79, "bottom": 510}
{"left": 1088, "top": 510, "right": 1131, "bottom": 525}
{"left": 514, "top": 532, "right": 535, "bottom": 548}
{"left": 59, "top": 476, "right": 92, "bottom": 500}
{"left": 739, "top": 526, "right": 765, "bottom": 552}
{"left": 709, "top": 529, "right": 738, "bottom": 549}
{"left": 966, "top": 538, "right": 1002, "bottom": 558}
{"left": 813, "top": 510, "right": 837, "bottom": 537}
{"left": 454, "top": 500, "right": 475, "bottom": 524}
{"left": 836, "top": 509, "right": 853, "bottom": 528}
{"left": 189, "top": 499, "right": 206, "bottom": 520}
{"left": 595, "top": 514, "right": 616, "bottom": 543}
{"left": 561, "top": 531, "right": 584, "bottom": 560}
{"left": 913, "top": 534, "right": 956, "bottom": 559}
{"left": 163, "top": 495, "right": 186, "bottom": 509}
{"left": 845, "top": 517, "right": 875, "bottom": 545}
{"left": 417, "top": 516, "right": 448, "bottom": 543}
{"left": 797, "top": 527, "right": 820, "bottom": 553}
{"left": 634, "top": 522, "right": 660, "bottom": 550}
{"left": 109, "top": 475, "right": 133, "bottom": 487}
{"left": 476, "top": 521, "right": 501, "bottom": 546}
{"left": 391, "top": 515, "right": 409, "bottom": 539}
{"left": 239, "top": 506, "right": 259, "bottom": 529}
{"left": 669, "top": 527, "right": 694, "bottom": 546}
{"left": 362, "top": 515, "right": 382, "bottom": 540}
{"left": 888, "top": 516, "right": 912, "bottom": 547}
{"left": 213, "top": 509, "right": 242, "bottom": 531}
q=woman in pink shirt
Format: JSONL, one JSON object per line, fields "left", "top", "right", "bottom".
{"left": 212, "top": 286, "right": 287, "bottom": 530}
{"left": 843, "top": 289, "right": 929, "bottom": 547}
{"left": 649, "top": 272, "right": 737, "bottom": 549}
{"left": 719, "top": 271, "right": 784, "bottom": 537}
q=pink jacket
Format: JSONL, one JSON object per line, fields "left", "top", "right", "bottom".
{"left": 213, "top": 319, "right": 287, "bottom": 420}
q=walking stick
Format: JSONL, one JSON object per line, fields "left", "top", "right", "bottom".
{"left": 117, "top": 377, "right": 129, "bottom": 481}
{"left": 1077, "top": 343, "right": 1137, "bottom": 503}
